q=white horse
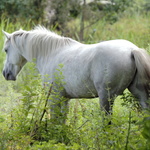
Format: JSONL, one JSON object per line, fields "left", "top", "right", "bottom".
{"left": 2, "top": 26, "right": 150, "bottom": 121}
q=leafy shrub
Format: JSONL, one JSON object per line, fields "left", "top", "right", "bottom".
{"left": 142, "top": 117, "right": 150, "bottom": 148}
{"left": 121, "top": 90, "right": 141, "bottom": 110}
{"left": 0, "top": 62, "right": 149, "bottom": 149}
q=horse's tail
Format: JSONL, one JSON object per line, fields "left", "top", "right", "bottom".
{"left": 132, "top": 48, "right": 150, "bottom": 85}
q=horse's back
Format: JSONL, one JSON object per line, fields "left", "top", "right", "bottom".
{"left": 98, "top": 39, "right": 138, "bottom": 50}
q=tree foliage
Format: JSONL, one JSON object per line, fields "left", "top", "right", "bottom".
{"left": 1, "top": 0, "right": 150, "bottom": 35}
{"left": 0, "top": 0, "right": 45, "bottom": 22}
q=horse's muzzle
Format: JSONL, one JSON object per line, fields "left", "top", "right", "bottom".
{"left": 3, "top": 70, "right": 16, "bottom": 81}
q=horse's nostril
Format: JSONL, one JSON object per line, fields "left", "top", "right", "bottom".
{"left": 3, "top": 70, "right": 10, "bottom": 80}
{"left": 6, "top": 73, "right": 10, "bottom": 80}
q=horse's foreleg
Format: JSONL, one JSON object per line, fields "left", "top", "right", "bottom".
{"left": 61, "top": 99, "right": 69, "bottom": 123}
{"left": 49, "top": 96, "right": 69, "bottom": 124}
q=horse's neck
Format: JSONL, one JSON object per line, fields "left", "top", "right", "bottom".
{"left": 21, "top": 34, "right": 79, "bottom": 73}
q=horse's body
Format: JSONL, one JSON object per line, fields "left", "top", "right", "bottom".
{"left": 2, "top": 26, "right": 150, "bottom": 120}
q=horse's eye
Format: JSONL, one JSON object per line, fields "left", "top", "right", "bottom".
{"left": 5, "top": 49, "right": 7, "bottom": 53}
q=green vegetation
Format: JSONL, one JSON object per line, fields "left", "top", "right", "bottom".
{"left": 0, "top": 2, "right": 150, "bottom": 149}
{"left": 0, "top": 0, "right": 45, "bottom": 23}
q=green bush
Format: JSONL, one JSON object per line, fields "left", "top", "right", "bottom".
{"left": 0, "top": 62, "right": 148, "bottom": 149}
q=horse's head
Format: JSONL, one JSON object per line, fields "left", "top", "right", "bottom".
{"left": 2, "top": 30, "right": 27, "bottom": 81}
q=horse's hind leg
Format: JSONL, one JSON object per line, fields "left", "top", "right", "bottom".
{"left": 97, "top": 87, "right": 114, "bottom": 114}
{"left": 128, "top": 75, "right": 149, "bottom": 109}
{"left": 97, "top": 88, "right": 116, "bottom": 126}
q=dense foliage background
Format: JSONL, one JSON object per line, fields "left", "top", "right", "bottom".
{"left": 0, "top": 0, "right": 150, "bottom": 149}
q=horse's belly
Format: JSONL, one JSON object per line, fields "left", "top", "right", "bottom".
{"left": 64, "top": 81, "right": 98, "bottom": 98}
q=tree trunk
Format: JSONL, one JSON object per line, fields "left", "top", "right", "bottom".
{"left": 80, "top": 0, "right": 86, "bottom": 41}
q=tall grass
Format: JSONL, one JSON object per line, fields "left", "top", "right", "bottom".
{"left": 68, "top": 14, "right": 150, "bottom": 50}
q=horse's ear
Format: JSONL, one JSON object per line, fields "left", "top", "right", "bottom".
{"left": 2, "top": 30, "right": 11, "bottom": 39}
{"left": 19, "top": 28, "right": 23, "bottom": 31}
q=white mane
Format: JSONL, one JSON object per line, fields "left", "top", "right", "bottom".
{"left": 10, "top": 26, "right": 79, "bottom": 61}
